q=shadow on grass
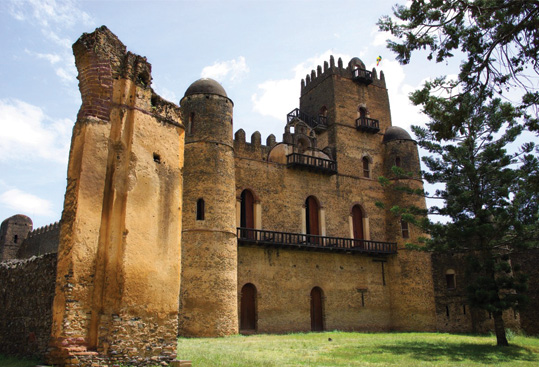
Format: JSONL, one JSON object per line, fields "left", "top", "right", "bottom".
{"left": 366, "top": 341, "right": 538, "bottom": 364}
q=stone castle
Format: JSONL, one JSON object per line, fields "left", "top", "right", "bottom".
{"left": 1, "top": 26, "right": 537, "bottom": 366}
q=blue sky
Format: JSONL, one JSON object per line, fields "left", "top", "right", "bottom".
{"left": 0, "top": 0, "right": 457, "bottom": 229}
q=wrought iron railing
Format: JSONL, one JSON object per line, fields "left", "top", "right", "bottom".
{"left": 287, "top": 108, "right": 327, "bottom": 130}
{"left": 286, "top": 153, "right": 337, "bottom": 175}
{"left": 237, "top": 227, "right": 397, "bottom": 255}
{"left": 352, "top": 68, "right": 373, "bottom": 85}
{"left": 355, "top": 117, "right": 380, "bottom": 133}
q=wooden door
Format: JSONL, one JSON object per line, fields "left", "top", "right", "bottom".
{"left": 306, "top": 196, "right": 320, "bottom": 244}
{"left": 240, "top": 283, "right": 257, "bottom": 332}
{"left": 352, "top": 205, "right": 364, "bottom": 244}
{"left": 310, "top": 287, "right": 324, "bottom": 331}
{"left": 241, "top": 190, "right": 255, "bottom": 238}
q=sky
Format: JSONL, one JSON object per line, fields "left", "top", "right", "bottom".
{"left": 0, "top": 0, "right": 459, "bottom": 229}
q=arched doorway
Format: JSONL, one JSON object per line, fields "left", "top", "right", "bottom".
{"left": 241, "top": 189, "right": 255, "bottom": 238}
{"left": 310, "top": 287, "right": 324, "bottom": 331}
{"left": 240, "top": 283, "right": 257, "bottom": 333}
{"left": 305, "top": 196, "right": 320, "bottom": 244}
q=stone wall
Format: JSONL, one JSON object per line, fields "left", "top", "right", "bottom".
{"left": 0, "top": 253, "right": 57, "bottom": 358}
{"left": 511, "top": 248, "right": 539, "bottom": 335}
{"left": 17, "top": 222, "right": 60, "bottom": 259}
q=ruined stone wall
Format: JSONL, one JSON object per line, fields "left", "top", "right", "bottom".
{"left": 17, "top": 222, "right": 60, "bottom": 259}
{"left": 432, "top": 252, "right": 521, "bottom": 334}
{"left": 47, "top": 26, "right": 184, "bottom": 367}
{"left": 511, "top": 248, "right": 539, "bottom": 335}
{"left": 0, "top": 253, "right": 57, "bottom": 358}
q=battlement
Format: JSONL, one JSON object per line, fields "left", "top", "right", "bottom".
{"left": 234, "top": 129, "right": 275, "bottom": 161}
{"left": 300, "top": 55, "right": 386, "bottom": 96}
{"left": 27, "top": 221, "right": 60, "bottom": 238}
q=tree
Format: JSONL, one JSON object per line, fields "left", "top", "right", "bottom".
{"left": 378, "top": 0, "right": 539, "bottom": 132}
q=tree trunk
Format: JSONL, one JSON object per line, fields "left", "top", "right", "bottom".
{"left": 493, "top": 311, "right": 509, "bottom": 346}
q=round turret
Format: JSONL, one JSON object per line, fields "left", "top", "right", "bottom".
{"left": 179, "top": 78, "right": 238, "bottom": 337}
{"left": 0, "top": 214, "right": 33, "bottom": 261}
{"left": 383, "top": 126, "right": 420, "bottom": 178}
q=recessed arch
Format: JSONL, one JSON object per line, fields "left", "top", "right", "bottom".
{"left": 240, "top": 283, "right": 257, "bottom": 333}
{"left": 310, "top": 286, "right": 325, "bottom": 331}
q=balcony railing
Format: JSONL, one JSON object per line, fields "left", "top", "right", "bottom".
{"left": 237, "top": 227, "right": 397, "bottom": 255}
{"left": 356, "top": 117, "right": 380, "bottom": 133}
{"left": 286, "top": 153, "right": 337, "bottom": 175}
{"left": 287, "top": 108, "right": 327, "bottom": 131}
{"left": 352, "top": 68, "right": 373, "bottom": 85}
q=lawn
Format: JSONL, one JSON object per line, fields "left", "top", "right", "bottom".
{"left": 2, "top": 332, "right": 538, "bottom": 366}
{"left": 177, "top": 331, "right": 539, "bottom": 367}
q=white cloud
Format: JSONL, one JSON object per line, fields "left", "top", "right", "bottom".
{"left": 252, "top": 51, "right": 352, "bottom": 120}
{"left": 0, "top": 99, "right": 72, "bottom": 164}
{"left": 0, "top": 189, "right": 54, "bottom": 217}
{"left": 370, "top": 26, "right": 397, "bottom": 47}
{"left": 201, "top": 56, "right": 249, "bottom": 83}
{"left": 9, "top": 0, "right": 93, "bottom": 85}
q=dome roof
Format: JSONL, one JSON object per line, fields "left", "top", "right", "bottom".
{"left": 184, "top": 78, "right": 227, "bottom": 98}
{"left": 383, "top": 126, "right": 414, "bottom": 143}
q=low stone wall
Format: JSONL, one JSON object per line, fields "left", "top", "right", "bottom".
{"left": 0, "top": 253, "right": 57, "bottom": 358}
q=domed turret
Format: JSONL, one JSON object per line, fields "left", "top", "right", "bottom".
{"left": 383, "top": 126, "right": 414, "bottom": 143}
{"left": 184, "top": 78, "right": 228, "bottom": 98}
{"left": 179, "top": 78, "right": 238, "bottom": 337}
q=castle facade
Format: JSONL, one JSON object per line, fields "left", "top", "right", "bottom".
{"left": 0, "top": 27, "right": 533, "bottom": 367}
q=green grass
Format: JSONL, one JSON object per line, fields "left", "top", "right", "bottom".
{"left": 177, "top": 331, "right": 539, "bottom": 367}
{"left": 3, "top": 332, "right": 538, "bottom": 367}
{"left": 0, "top": 355, "right": 41, "bottom": 367}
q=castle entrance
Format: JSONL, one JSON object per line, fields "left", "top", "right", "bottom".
{"left": 240, "top": 283, "right": 257, "bottom": 333}
{"left": 310, "top": 287, "right": 324, "bottom": 331}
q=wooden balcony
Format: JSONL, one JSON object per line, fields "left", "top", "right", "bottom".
{"left": 352, "top": 68, "right": 373, "bottom": 85}
{"left": 237, "top": 228, "right": 397, "bottom": 255}
{"left": 287, "top": 108, "right": 327, "bottom": 132}
{"left": 286, "top": 153, "right": 337, "bottom": 175}
{"left": 356, "top": 117, "right": 380, "bottom": 133}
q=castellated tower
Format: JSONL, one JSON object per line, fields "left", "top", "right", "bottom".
{"left": 179, "top": 78, "right": 239, "bottom": 336}
{"left": 47, "top": 26, "right": 184, "bottom": 366}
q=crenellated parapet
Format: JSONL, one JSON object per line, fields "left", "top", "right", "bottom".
{"left": 301, "top": 55, "right": 386, "bottom": 96}
{"left": 233, "top": 129, "right": 272, "bottom": 161}
{"left": 17, "top": 221, "right": 61, "bottom": 259}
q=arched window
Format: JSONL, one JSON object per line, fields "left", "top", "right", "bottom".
{"left": 310, "top": 287, "right": 324, "bottom": 331}
{"left": 400, "top": 219, "right": 409, "bottom": 238}
{"left": 446, "top": 269, "right": 456, "bottom": 290}
{"left": 305, "top": 196, "right": 321, "bottom": 244}
{"left": 352, "top": 205, "right": 364, "bottom": 242}
{"left": 358, "top": 106, "right": 367, "bottom": 119}
{"left": 362, "top": 157, "right": 370, "bottom": 178}
{"left": 240, "top": 283, "right": 257, "bottom": 333}
{"left": 395, "top": 156, "right": 401, "bottom": 167}
{"left": 196, "top": 198, "right": 205, "bottom": 221}
{"left": 13, "top": 235, "right": 18, "bottom": 244}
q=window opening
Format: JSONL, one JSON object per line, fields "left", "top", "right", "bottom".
{"left": 188, "top": 112, "right": 195, "bottom": 135}
{"left": 395, "top": 156, "right": 401, "bottom": 167}
{"left": 401, "top": 219, "right": 409, "bottom": 239}
{"left": 362, "top": 157, "right": 370, "bottom": 178}
{"left": 446, "top": 269, "right": 456, "bottom": 290}
{"left": 446, "top": 305, "right": 450, "bottom": 318}
{"left": 240, "top": 190, "right": 255, "bottom": 239}
{"left": 13, "top": 235, "right": 18, "bottom": 244}
{"left": 196, "top": 198, "right": 205, "bottom": 220}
